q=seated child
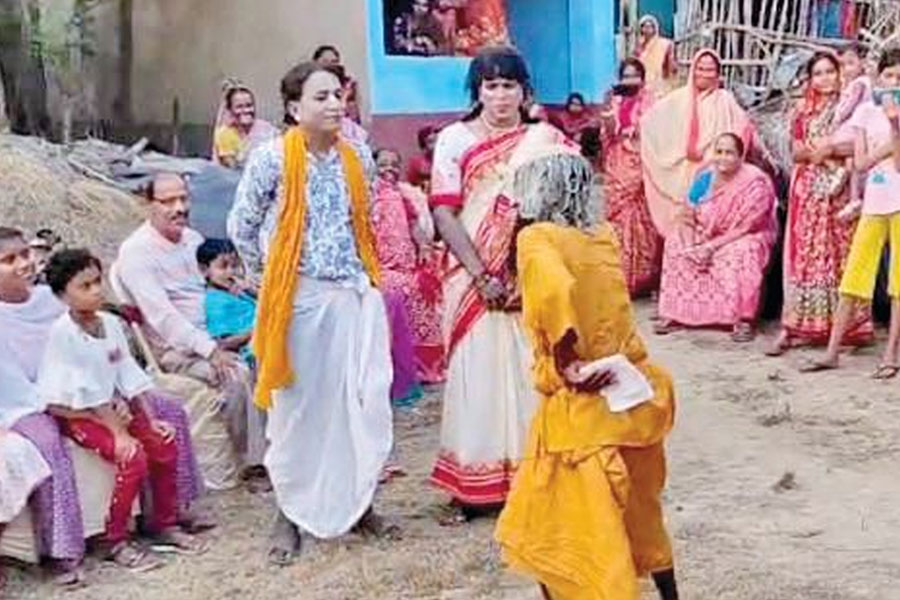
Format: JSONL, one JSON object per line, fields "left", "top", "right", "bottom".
{"left": 39, "top": 249, "right": 205, "bottom": 572}
{"left": 197, "top": 239, "right": 256, "bottom": 364}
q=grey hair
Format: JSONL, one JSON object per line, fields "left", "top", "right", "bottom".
{"left": 514, "top": 153, "right": 598, "bottom": 230}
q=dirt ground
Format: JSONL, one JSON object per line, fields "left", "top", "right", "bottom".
{"left": 6, "top": 302, "right": 900, "bottom": 600}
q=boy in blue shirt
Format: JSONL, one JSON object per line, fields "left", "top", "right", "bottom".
{"left": 197, "top": 239, "right": 256, "bottom": 364}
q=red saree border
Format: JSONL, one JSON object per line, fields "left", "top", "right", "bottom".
{"left": 430, "top": 450, "right": 516, "bottom": 505}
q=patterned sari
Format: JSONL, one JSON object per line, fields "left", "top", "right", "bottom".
{"left": 659, "top": 164, "right": 777, "bottom": 326}
{"left": 782, "top": 95, "right": 872, "bottom": 344}
{"left": 603, "top": 89, "right": 662, "bottom": 296}
{"left": 372, "top": 178, "right": 446, "bottom": 385}
{"left": 428, "top": 122, "right": 566, "bottom": 505}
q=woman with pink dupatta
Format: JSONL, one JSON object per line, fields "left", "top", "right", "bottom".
{"left": 635, "top": 15, "right": 677, "bottom": 98}
{"left": 212, "top": 81, "right": 278, "bottom": 170}
{"left": 641, "top": 49, "right": 760, "bottom": 240}
{"left": 768, "top": 52, "right": 872, "bottom": 356}
{"left": 429, "top": 47, "right": 569, "bottom": 520}
{"left": 657, "top": 133, "right": 777, "bottom": 341}
{"left": 372, "top": 148, "right": 446, "bottom": 386}
{"left": 601, "top": 57, "right": 662, "bottom": 297}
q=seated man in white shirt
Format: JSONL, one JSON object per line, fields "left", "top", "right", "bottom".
{"left": 114, "top": 173, "right": 263, "bottom": 485}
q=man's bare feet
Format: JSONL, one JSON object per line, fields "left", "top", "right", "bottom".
{"left": 267, "top": 510, "right": 301, "bottom": 567}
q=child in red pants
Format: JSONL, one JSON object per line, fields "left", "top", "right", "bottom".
{"left": 39, "top": 249, "right": 205, "bottom": 571}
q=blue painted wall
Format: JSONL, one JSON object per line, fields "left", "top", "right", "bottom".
{"left": 507, "top": 0, "right": 571, "bottom": 105}
{"left": 367, "top": 0, "right": 617, "bottom": 114}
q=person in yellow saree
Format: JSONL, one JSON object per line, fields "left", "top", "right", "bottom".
{"left": 429, "top": 47, "right": 570, "bottom": 519}
{"left": 641, "top": 48, "right": 759, "bottom": 239}
{"left": 635, "top": 15, "right": 677, "bottom": 98}
{"left": 495, "top": 148, "right": 678, "bottom": 600}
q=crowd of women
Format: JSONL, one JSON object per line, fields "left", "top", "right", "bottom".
{"left": 5, "top": 18, "right": 900, "bottom": 600}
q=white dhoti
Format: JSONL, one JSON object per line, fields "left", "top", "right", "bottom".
{"left": 265, "top": 277, "right": 394, "bottom": 539}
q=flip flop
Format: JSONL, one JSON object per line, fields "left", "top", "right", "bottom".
{"left": 798, "top": 360, "right": 838, "bottom": 373}
{"left": 149, "top": 531, "right": 208, "bottom": 556}
{"left": 872, "top": 364, "right": 900, "bottom": 380}
{"left": 653, "top": 321, "right": 679, "bottom": 336}
{"left": 731, "top": 323, "right": 755, "bottom": 343}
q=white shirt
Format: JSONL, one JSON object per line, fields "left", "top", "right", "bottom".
{"left": 0, "top": 286, "right": 65, "bottom": 426}
{"left": 38, "top": 311, "right": 154, "bottom": 410}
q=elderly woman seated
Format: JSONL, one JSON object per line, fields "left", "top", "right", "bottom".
{"left": 655, "top": 133, "right": 778, "bottom": 342}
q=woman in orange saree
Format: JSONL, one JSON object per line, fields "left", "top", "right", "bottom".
{"left": 769, "top": 52, "right": 872, "bottom": 355}
{"left": 429, "top": 48, "right": 569, "bottom": 516}
{"left": 635, "top": 15, "right": 677, "bottom": 98}
{"left": 495, "top": 149, "right": 678, "bottom": 600}
{"left": 641, "top": 49, "right": 759, "bottom": 239}
{"left": 602, "top": 57, "right": 662, "bottom": 297}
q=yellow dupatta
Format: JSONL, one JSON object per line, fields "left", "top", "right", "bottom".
{"left": 252, "top": 128, "right": 381, "bottom": 410}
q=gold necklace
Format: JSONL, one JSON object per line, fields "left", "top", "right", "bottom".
{"left": 480, "top": 113, "right": 521, "bottom": 135}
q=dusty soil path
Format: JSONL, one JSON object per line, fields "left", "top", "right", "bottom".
{"left": 8, "top": 303, "right": 900, "bottom": 599}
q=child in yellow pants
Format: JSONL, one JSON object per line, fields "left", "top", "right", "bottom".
{"left": 804, "top": 49, "right": 900, "bottom": 378}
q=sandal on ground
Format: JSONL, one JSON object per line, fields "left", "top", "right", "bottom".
{"left": 731, "top": 322, "right": 755, "bottom": 343}
{"left": 437, "top": 506, "right": 469, "bottom": 527}
{"left": 798, "top": 359, "right": 839, "bottom": 373}
{"left": 872, "top": 363, "right": 900, "bottom": 380}
{"left": 51, "top": 560, "right": 87, "bottom": 588}
{"left": 107, "top": 541, "right": 164, "bottom": 573}
{"left": 149, "top": 529, "right": 208, "bottom": 555}
{"left": 653, "top": 321, "right": 680, "bottom": 336}
{"left": 178, "top": 512, "right": 217, "bottom": 534}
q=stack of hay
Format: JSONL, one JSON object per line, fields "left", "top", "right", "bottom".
{"left": 0, "top": 135, "right": 145, "bottom": 263}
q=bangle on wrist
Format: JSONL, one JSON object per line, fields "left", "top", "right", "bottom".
{"left": 474, "top": 271, "right": 493, "bottom": 289}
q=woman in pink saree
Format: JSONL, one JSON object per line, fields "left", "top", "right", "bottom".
{"left": 641, "top": 49, "right": 759, "bottom": 239}
{"left": 211, "top": 81, "right": 278, "bottom": 170}
{"left": 657, "top": 133, "right": 777, "bottom": 341}
{"left": 601, "top": 57, "right": 662, "bottom": 297}
{"left": 372, "top": 148, "right": 446, "bottom": 385}
{"left": 429, "top": 47, "right": 568, "bottom": 517}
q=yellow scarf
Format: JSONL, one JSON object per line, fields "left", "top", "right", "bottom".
{"left": 252, "top": 128, "right": 381, "bottom": 410}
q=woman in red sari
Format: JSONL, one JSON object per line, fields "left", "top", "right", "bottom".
{"left": 429, "top": 47, "right": 569, "bottom": 518}
{"left": 601, "top": 58, "right": 662, "bottom": 297}
{"left": 770, "top": 51, "right": 872, "bottom": 355}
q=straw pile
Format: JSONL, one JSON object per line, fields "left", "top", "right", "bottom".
{"left": 0, "top": 135, "right": 145, "bottom": 262}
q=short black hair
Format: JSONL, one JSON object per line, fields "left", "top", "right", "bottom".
{"left": 197, "top": 238, "right": 237, "bottom": 267}
{"left": 463, "top": 46, "right": 535, "bottom": 122}
{"left": 879, "top": 48, "right": 900, "bottom": 74}
{"left": 281, "top": 61, "right": 346, "bottom": 126}
{"left": 312, "top": 45, "right": 340, "bottom": 61}
{"left": 45, "top": 248, "right": 102, "bottom": 296}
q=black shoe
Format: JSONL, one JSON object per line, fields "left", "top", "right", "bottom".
{"left": 652, "top": 568, "right": 679, "bottom": 600}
